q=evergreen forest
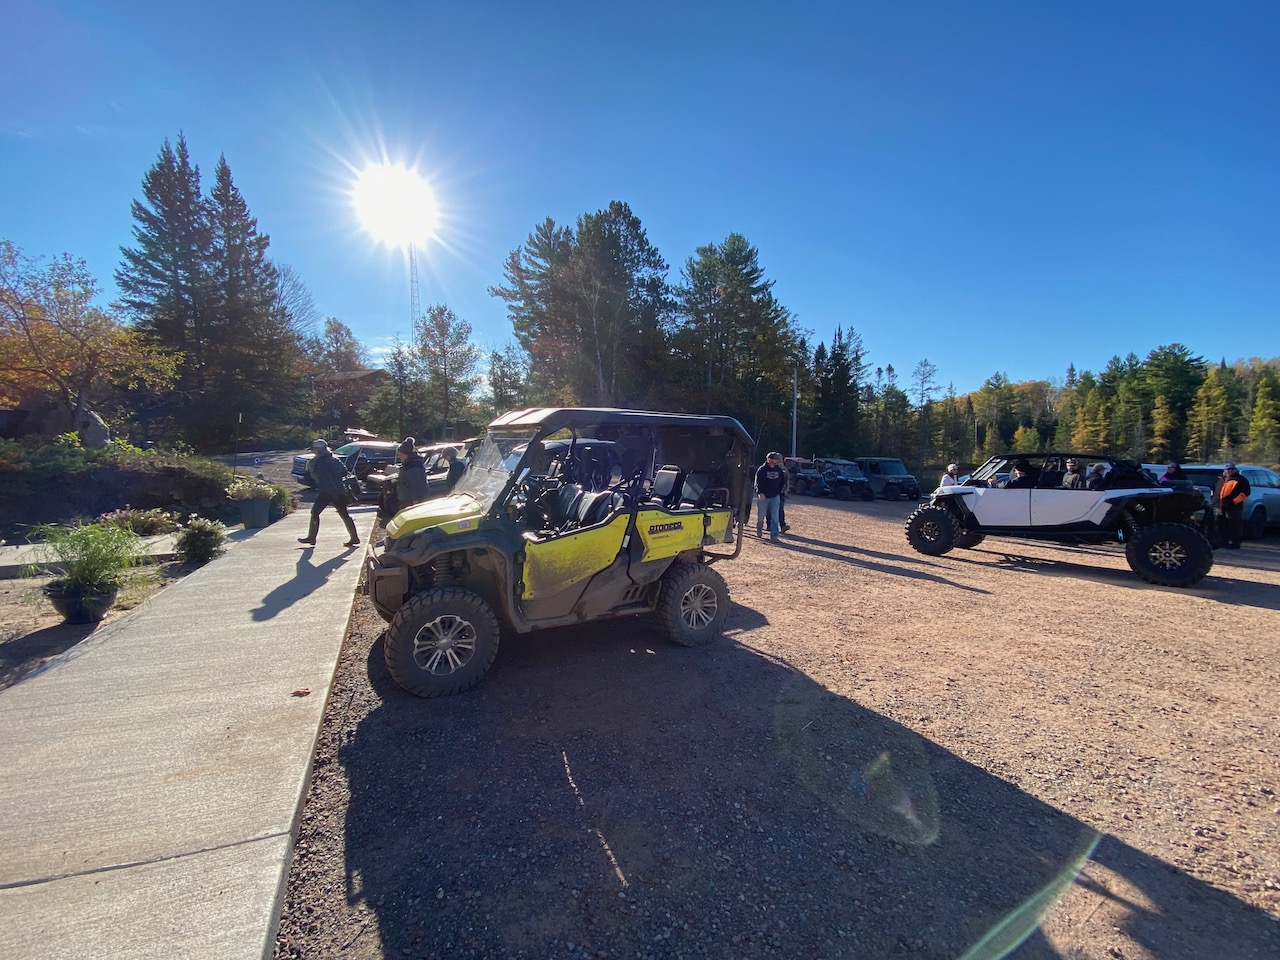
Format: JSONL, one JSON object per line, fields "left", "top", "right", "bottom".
{"left": 3, "top": 134, "right": 1278, "bottom": 471}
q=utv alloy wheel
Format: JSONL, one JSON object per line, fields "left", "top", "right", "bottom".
{"left": 384, "top": 587, "right": 500, "bottom": 697}
{"left": 904, "top": 505, "right": 957, "bottom": 556}
{"left": 1125, "top": 522, "right": 1214, "bottom": 588}
{"left": 656, "top": 562, "right": 729, "bottom": 647}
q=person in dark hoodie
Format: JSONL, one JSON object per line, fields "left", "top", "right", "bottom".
{"left": 394, "top": 437, "right": 430, "bottom": 508}
{"left": 441, "top": 446, "right": 467, "bottom": 491}
{"left": 754, "top": 451, "right": 788, "bottom": 542}
{"left": 298, "top": 439, "right": 360, "bottom": 547}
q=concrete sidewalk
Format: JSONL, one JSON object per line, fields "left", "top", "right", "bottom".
{"left": 0, "top": 504, "right": 375, "bottom": 960}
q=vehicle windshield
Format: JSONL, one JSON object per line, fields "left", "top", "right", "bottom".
{"left": 825, "top": 462, "right": 865, "bottom": 479}
{"left": 452, "top": 433, "right": 534, "bottom": 510}
{"left": 879, "top": 460, "right": 910, "bottom": 476}
{"left": 332, "top": 443, "right": 361, "bottom": 456}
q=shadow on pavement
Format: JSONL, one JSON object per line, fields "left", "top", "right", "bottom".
{"left": 337, "top": 609, "right": 1273, "bottom": 958}
{"left": 250, "top": 548, "right": 360, "bottom": 621}
{"left": 0, "top": 621, "right": 95, "bottom": 691}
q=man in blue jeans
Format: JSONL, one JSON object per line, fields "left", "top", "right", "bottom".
{"left": 754, "top": 451, "right": 788, "bottom": 542}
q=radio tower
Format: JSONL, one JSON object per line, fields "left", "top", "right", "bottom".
{"left": 408, "top": 242, "right": 422, "bottom": 326}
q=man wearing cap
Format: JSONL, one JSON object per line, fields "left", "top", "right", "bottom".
{"left": 1085, "top": 462, "right": 1108, "bottom": 491}
{"left": 1061, "top": 458, "right": 1085, "bottom": 489}
{"left": 1215, "top": 462, "right": 1251, "bottom": 549}
{"left": 940, "top": 463, "right": 960, "bottom": 488}
{"left": 754, "top": 452, "right": 788, "bottom": 542}
{"left": 442, "top": 446, "right": 467, "bottom": 492}
{"left": 393, "top": 437, "right": 429, "bottom": 508}
{"left": 299, "top": 439, "right": 361, "bottom": 548}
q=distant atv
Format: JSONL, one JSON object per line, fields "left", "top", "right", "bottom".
{"left": 903, "top": 453, "right": 1214, "bottom": 587}
{"left": 802, "top": 458, "right": 875, "bottom": 501}
{"left": 365, "top": 408, "right": 754, "bottom": 698}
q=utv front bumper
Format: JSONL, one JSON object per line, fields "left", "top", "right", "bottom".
{"left": 365, "top": 552, "right": 409, "bottom": 620}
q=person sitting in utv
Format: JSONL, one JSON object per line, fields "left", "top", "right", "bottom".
{"left": 1004, "top": 460, "right": 1036, "bottom": 489}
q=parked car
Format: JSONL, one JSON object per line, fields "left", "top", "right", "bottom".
{"left": 364, "top": 407, "right": 754, "bottom": 698}
{"left": 851, "top": 457, "right": 922, "bottom": 501}
{"left": 1180, "top": 463, "right": 1280, "bottom": 539}
{"left": 904, "top": 452, "right": 1213, "bottom": 586}
{"left": 292, "top": 440, "right": 400, "bottom": 491}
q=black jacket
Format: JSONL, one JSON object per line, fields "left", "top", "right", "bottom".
{"left": 395, "top": 454, "right": 430, "bottom": 506}
{"left": 307, "top": 450, "right": 349, "bottom": 498}
{"left": 1216, "top": 474, "right": 1251, "bottom": 512}
{"left": 754, "top": 463, "right": 788, "bottom": 498}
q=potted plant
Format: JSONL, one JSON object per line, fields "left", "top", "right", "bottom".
{"left": 226, "top": 476, "right": 276, "bottom": 529}
{"left": 22, "top": 522, "right": 147, "bottom": 624}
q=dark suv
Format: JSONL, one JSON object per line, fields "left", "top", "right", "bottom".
{"left": 852, "top": 457, "right": 922, "bottom": 501}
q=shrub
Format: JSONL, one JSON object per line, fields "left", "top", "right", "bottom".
{"left": 21, "top": 522, "right": 146, "bottom": 592}
{"left": 27, "top": 442, "right": 93, "bottom": 480}
{"left": 269, "top": 483, "right": 297, "bottom": 520}
{"left": 98, "top": 506, "right": 181, "bottom": 536}
{"left": 175, "top": 516, "right": 229, "bottom": 565}
{"left": 226, "top": 476, "right": 276, "bottom": 500}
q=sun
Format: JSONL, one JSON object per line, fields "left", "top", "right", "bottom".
{"left": 351, "top": 163, "right": 438, "bottom": 249}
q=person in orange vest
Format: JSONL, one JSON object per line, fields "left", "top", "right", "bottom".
{"left": 1215, "top": 462, "right": 1251, "bottom": 549}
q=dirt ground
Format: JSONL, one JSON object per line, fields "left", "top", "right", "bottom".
{"left": 272, "top": 495, "right": 1280, "bottom": 960}
{"left": 0, "top": 563, "right": 196, "bottom": 691}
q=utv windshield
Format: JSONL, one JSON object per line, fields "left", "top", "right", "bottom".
{"left": 451, "top": 433, "right": 534, "bottom": 511}
{"left": 880, "top": 460, "right": 910, "bottom": 476}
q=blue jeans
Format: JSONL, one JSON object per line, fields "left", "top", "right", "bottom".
{"left": 756, "top": 495, "right": 781, "bottom": 539}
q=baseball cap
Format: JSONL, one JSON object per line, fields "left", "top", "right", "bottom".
{"left": 767, "top": 451, "right": 782, "bottom": 459}
{"left": 1224, "top": 461, "right": 1237, "bottom": 470}
{"left": 311, "top": 439, "right": 327, "bottom": 450}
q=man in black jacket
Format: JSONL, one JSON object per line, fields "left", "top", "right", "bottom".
{"left": 299, "top": 439, "right": 361, "bottom": 547}
{"left": 1215, "top": 462, "right": 1251, "bottom": 549}
{"left": 754, "top": 452, "right": 788, "bottom": 542}
{"left": 442, "top": 446, "right": 467, "bottom": 491}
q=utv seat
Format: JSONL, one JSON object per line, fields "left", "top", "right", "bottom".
{"left": 648, "top": 465, "right": 685, "bottom": 509}
{"left": 577, "top": 490, "right": 625, "bottom": 528}
{"left": 679, "top": 470, "right": 729, "bottom": 508}
{"left": 545, "top": 483, "right": 584, "bottom": 529}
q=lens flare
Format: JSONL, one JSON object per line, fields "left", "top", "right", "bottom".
{"left": 352, "top": 162, "right": 438, "bottom": 249}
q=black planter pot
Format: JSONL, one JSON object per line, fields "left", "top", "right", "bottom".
{"left": 43, "top": 582, "right": 120, "bottom": 624}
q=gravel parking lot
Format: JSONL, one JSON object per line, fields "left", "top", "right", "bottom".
{"left": 275, "top": 494, "right": 1280, "bottom": 960}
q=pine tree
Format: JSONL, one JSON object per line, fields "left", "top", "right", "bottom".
{"left": 411, "top": 304, "right": 482, "bottom": 438}
{"left": 1185, "top": 369, "right": 1231, "bottom": 461}
{"left": 1246, "top": 378, "right": 1280, "bottom": 464}
{"left": 116, "top": 134, "right": 212, "bottom": 393}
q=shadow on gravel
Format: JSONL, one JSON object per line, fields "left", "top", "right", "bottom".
{"left": 337, "top": 611, "right": 1274, "bottom": 959}
{"left": 955, "top": 548, "right": 1280, "bottom": 612}
{"left": 781, "top": 535, "right": 991, "bottom": 595}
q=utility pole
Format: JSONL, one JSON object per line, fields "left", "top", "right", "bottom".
{"left": 791, "top": 366, "right": 798, "bottom": 459}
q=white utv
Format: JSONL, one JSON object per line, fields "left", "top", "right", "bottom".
{"left": 903, "top": 453, "right": 1214, "bottom": 587}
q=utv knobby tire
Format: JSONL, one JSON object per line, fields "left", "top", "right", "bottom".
{"left": 655, "top": 562, "right": 729, "bottom": 647}
{"left": 794, "top": 479, "right": 808, "bottom": 496}
{"left": 384, "top": 587, "right": 500, "bottom": 697}
{"left": 834, "top": 484, "right": 853, "bottom": 501}
{"left": 954, "top": 530, "right": 986, "bottom": 549}
{"left": 904, "top": 505, "right": 957, "bottom": 556}
{"left": 884, "top": 484, "right": 902, "bottom": 502}
{"left": 1125, "top": 522, "right": 1214, "bottom": 588}
{"left": 861, "top": 486, "right": 876, "bottom": 502}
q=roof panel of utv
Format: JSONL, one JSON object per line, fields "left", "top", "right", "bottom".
{"left": 488, "top": 407, "right": 753, "bottom": 443}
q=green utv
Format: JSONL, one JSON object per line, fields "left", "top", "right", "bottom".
{"left": 364, "top": 408, "right": 755, "bottom": 698}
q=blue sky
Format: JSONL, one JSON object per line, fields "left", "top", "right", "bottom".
{"left": 4, "top": 1, "right": 1277, "bottom": 396}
